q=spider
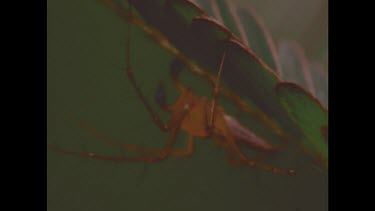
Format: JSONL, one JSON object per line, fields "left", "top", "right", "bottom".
{"left": 49, "top": 2, "right": 296, "bottom": 176}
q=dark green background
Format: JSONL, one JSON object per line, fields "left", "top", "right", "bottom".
{"left": 47, "top": 1, "right": 327, "bottom": 210}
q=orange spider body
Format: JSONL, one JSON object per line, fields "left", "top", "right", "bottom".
{"left": 164, "top": 84, "right": 277, "bottom": 152}
{"left": 169, "top": 88, "right": 219, "bottom": 138}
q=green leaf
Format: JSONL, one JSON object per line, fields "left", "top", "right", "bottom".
{"left": 276, "top": 82, "right": 328, "bottom": 169}
{"left": 194, "top": 0, "right": 281, "bottom": 75}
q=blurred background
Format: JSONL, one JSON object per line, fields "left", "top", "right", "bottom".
{"left": 234, "top": 0, "right": 328, "bottom": 61}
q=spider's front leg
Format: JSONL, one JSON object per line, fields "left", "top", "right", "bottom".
{"left": 48, "top": 125, "right": 181, "bottom": 163}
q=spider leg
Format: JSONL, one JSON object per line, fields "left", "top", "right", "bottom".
{"left": 208, "top": 49, "right": 227, "bottom": 133}
{"left": 213, "top": 134, "right": 296, "bottom": 176}
{"left": 126, "top": 64, "right": 170, "bottom": 132}
{"left": 124, "top": 3, "right": 170, "bottom": 132}
{"left": 49, "top": 125, "right": 182, "bottom": 163}
{"left": 214, "top": 133, "right": 279, "bottom": 162}
{"left": 170, "top": 134, "right": 195, "bottom": 158}
{"left": 63, "top": 108, "right": 194, "bottom": 155}
{"left": 120, "top": 133, "right": 194, "bottom": 158}
{"left": 49, "top": 120, "right": 196, "bottom": 162}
